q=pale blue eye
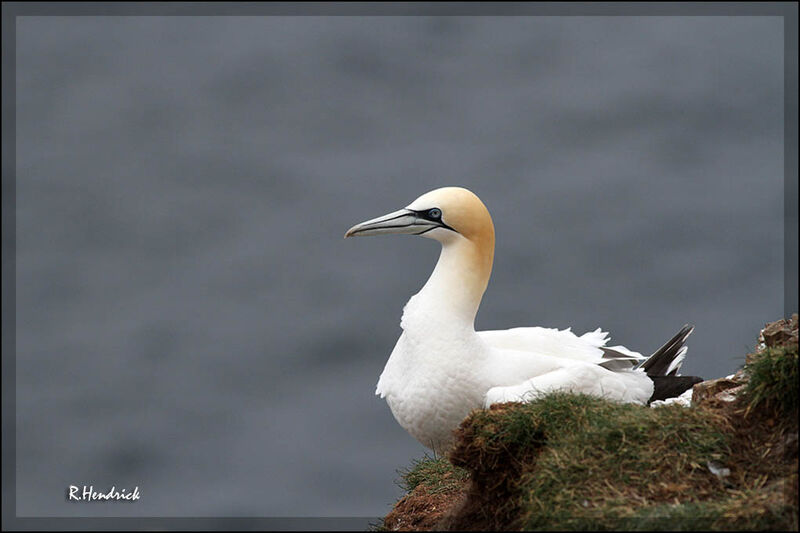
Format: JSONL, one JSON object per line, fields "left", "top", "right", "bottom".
{"left": 428, "top": 208, "right": 442, "bottom": 219}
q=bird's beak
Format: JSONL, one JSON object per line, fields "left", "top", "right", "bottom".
{"left": 345, "top": 208, "right": 438, "bottom": 238}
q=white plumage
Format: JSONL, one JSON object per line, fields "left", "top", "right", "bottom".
{"left": 346, "top": 187, "right": 693, "bottom": 453}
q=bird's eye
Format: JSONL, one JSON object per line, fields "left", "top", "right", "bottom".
{"left": 428, "top": 208, "right": 442, "bottom": 219}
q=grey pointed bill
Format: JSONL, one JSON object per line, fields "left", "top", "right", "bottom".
{"left": 344, "top": 209, "right": 439, "bottom": 238}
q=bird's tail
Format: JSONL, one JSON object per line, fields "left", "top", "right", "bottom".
{"left": 636, "top": 325, "right": 704, "bottom": 403}
{"left": 636, "top": 324, "right": 694, "bottom": 376}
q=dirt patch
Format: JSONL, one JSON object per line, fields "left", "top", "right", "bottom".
{"left": 378, "top": 456, "right": 470, "bottom": 531}
{"left": 382, "top": 485, "right": 467, "bottom": 531}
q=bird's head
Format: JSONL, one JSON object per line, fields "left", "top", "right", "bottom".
{"left": 344, "top": 187, "right": 494, "bottom": 247}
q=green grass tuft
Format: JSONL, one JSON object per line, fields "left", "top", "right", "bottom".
{"left": 398, "top": 455, "right": 469, "bottom": 495}
{"left": 626, "top": 487, "right": 798, "bottom": 531}
{"left": 742, "top": 343, "right": 799, "bottom": 419}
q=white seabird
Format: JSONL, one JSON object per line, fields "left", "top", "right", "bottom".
{"left": 345, "top": 187, "right": 700, "bottom": 453}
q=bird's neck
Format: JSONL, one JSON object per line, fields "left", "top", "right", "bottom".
{"left": 413, "top": 234, "right": 494, "bottom": 328}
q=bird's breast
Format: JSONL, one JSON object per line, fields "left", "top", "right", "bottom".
{"left": 376, "top": 324, "right": 490, "bottom": 451}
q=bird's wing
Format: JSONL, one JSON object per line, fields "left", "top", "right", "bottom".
{"left": 484, "top": 361, "right": 654, "bottom": 407}
{"left": 478, "top": 326, "right": 645, "bottom": 369}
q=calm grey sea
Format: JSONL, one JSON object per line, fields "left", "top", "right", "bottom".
{"left": 14, "top": 15, "right": 784, "bottom": 519}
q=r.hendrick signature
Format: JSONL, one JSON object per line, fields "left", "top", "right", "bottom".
{"left": 67, "top": 485, "right": 140, "bottom": 502}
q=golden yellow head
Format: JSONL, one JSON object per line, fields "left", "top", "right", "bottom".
{"left": 345, "top": 186, "right": 495, "bottom": 247}
{"left": 345, "top": 187, "right": 496, "bottom": 309}
{"left": 405, "top": 187, "right": 495, "bottom": 246}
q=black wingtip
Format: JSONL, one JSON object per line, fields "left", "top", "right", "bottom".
{"left": 639, "top": 324, "right": 695, "bottom": 377}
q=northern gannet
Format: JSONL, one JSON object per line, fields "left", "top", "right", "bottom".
{"left": 345, "top": 187, "right": 701, "bottom": 453}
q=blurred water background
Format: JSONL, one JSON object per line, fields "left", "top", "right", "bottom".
{"left": 14, "top": 15, "right": 784, "bottom": 518}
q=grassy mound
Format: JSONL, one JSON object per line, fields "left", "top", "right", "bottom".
{"left": 448, "top": 395, "right": 737, "bottom": 530}
{"left": 381, "top": 316, "right": 798, "bottom": 531}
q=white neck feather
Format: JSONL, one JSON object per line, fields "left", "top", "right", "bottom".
{"left": 402, "top": 235, "right": 494, "bottom": 332}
